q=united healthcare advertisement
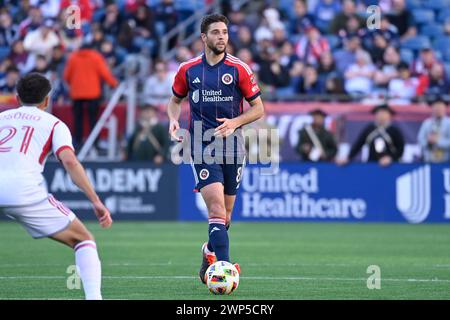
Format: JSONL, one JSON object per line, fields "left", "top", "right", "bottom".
{"left": 179, "top": 163, "right": 450, "bottom": 223}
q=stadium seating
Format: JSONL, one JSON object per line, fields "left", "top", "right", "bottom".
{"left": 401, "top": 36, "right": 432, "bottom": 51}
{"left": 420, "top": 24, "right": 444, "bottom": 38}
{"left": 412, "top": 9, "right": 435, "bottom": 25}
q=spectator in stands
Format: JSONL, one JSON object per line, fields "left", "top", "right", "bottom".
{"left": 23, "top": 18, "right": 60, "bottom": 56}
{"left": 99, "top": 38, "right": 119, "bottom": 70}
{"left": 369, "top": 33, "right": 390, "bottom": 67}
{"left": 131, "top": 4, "right": 156, "bottom": 56}
{"left": 338, "top": 104, "right": 404, "bottom": 166}
{"left": 31, "top": 54, "right": 51, "bottom": 77}
{"left": 344, "top": 50, "right": 376, "bottom": 96}
{"left": 334, "top": 34, "right": 361, "bottom": 74}
{"left": 373, "top": 46, "right": 401, "bottom": 88}
{"left": 272, "top": 22, "right": 288, "bottom": 48}
{"left": 385, "top": 0, "right": 416, "bottom": 40}
{"left": 298, "top": 64, "right": 325, "bottom": 95}
{"left": 99, "top": 2, "right": 123, "bottom": 37}
{"left": 9, "top": 39, "right": 35, "bottom": 74}
{"left": 325, "top": 75, "right": 347, "bottom": 98}
{"left": 234, "top": 25, "right": 254, "bottom": 54}
{"left": 154, "top": 0, "right": 178, "bottom": 47}
{"left": 167, "top": 45, "right": 192, "bottom": 72}
{"left": 416, "top": 63, "right": 450, "bottom": 99}
{"left": 142, "top": 59, "right": 175, "bottom": 107}
{"left": 258, "top": 46, "right": 292, "bottom": 98}
{"left": 237, "top": 48, "right": 259, "bottom": 73}
{"left": 0, "top": 66, "right": 20, "bottom": 93}
{"left": 31, "top": 0, "right": 60, "bottom": 19}
{"left": 313, "top": 0, "right": 341, "bottom": 33}
{"left": 388, "top": 61, "right": 419, "bottom": 105}
{"left": 295, "top": 26, "right": 330, "bottom": 66}
{"left": 365, "top": 15, "right": 399, "bottom": 51}
{"left": 48, "top": 45, "right": 66, "bottom": 77}
{"left": 411, "top": 48, "right": 441, "bottom": 77}
{"left": 297, "top": 109, "right": 337, "bottom": 161}
{"left": 330, "top": 0, "right": 364, "bottom": 35}
{"left": 289, "top": 0, "right": 315, "bottom": 35}
{"left": 89, "top": 23, "right": 105, "bottom": 52}
{"left": 279, "top": 41, "right": 302, "bottom": 92}
{"left": 18, "top": 5, "right": 43, "bottom": 37}
{"left": 318, "top": 50, "right": 337, "bottom": 79}
{"left": 417, "top": 98, "right": 450, "bottom": 163}
{"left": 227, "top": 8, "right": 248, "bottom": 45}
{"left": 0, "top": 12, "right": 18, "bottom": 47}
{"left": 63, "top": 41, "right": 118, "bottom": 150}
{"left": 126, "top": 104, "right": 169, "bottom": 164}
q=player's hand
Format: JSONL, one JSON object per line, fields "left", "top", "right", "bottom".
{"left": 215, "top": 118, "right": 239, "bottom": 138}
{"left": 93, "top": 200, "right": 113, "bottom": 229}
{"left": 169, "top": 119, "right": 182, "bottom": 142}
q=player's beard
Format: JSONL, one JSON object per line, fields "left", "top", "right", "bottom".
{"left": 207, "top": 41, "right": 226, "bottom": 55}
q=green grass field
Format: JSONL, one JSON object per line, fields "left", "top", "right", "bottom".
{"left": 0, "top": 221, "right": 450, "bottom": 300}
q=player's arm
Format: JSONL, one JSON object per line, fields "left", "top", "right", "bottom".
{"left": 167, "top": 95, "right": 183, "bottom": 142}
{"left": 58, "top": 149, "right": 112, "bottom": 228}
{"left": 215, "top": 96, "right": 265, "bottom": 137}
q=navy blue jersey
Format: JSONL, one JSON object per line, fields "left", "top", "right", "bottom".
{"left": 172, "top": 53, "right": 261, "bottom": 158}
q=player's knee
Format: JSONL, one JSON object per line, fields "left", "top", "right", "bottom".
{"left": 72, "top": 230, "right": 95, "bottom": 246}
{"left": 208, "top": 201, "right": 226, "bottom": 219}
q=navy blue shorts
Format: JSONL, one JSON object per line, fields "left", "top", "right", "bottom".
{"left": 191, "top": 156, "right": 246, "bottom": 195}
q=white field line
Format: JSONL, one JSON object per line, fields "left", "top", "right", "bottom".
{"left": 1, "top": 262, "right": 449, "bottom": 268}
{"left": 0, "top": 275, "right": 449, "bottom": 283}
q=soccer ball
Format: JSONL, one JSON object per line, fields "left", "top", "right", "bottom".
{"left": 205, "top": 261, "right": 239, "bottom": 295}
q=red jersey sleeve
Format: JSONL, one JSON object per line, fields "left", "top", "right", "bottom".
{"left": 172, "top": 65, "right": 189, "bottom": 99}
{"left": 237, "top": 64, "right": 261, "bottom": 102}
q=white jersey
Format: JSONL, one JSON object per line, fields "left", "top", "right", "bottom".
{"left": 0, "top": 106, "right": 74, "bottom": 206}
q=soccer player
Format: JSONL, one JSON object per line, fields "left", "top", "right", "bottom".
{"left": 167, "top": 14, "right": 265, "bottom": 283}
{"left": 0, "top": 73, "right": 112, "bottom": 300}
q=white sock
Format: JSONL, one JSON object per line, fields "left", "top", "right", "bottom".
{"left": 74, "top": 240, "right": 102, "bottom": 300}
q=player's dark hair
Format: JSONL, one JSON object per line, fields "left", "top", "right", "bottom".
{"left": 201, "top": 14, "right": 229, "bottom": 34}
{"left": 16, "top": 73, "right": 51, "bottom": 105}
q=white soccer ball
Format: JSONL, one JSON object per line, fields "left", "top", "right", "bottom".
{"left": 206, "top": 261, "right": 239, "bottom": 295}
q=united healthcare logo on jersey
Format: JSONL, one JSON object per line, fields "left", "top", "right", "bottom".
{"left": 396, "top": 165, "right": 431, "bottom": 223}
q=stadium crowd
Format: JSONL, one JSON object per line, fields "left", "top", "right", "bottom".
{"left": 0, "top": 0, "right": 449, "bottom": 163}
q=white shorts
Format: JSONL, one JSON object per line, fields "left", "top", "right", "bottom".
{"left": 1, "top": 194, "right": 76, "bottom": 239}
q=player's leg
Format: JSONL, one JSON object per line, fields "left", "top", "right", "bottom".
{"left": 200, "top": 182, "right": 229, "bottom": 262}
{"left": 4, "top": 195, "right": 103, "bottom": 300}
{"left": 224, "top": 195, "right": 236, "bottom": 230}
{"left": 50, "top": 218, "right": 103, "bottom": 300}
{"left": 223, "top": 155, "right": 246, "bottom": 230}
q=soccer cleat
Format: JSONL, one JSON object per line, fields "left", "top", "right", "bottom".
{"left": 199, "top": 242, "right": 216, "bottom": 284}
{"left": 233, "top": 263, "right": 241, "bottom": 275}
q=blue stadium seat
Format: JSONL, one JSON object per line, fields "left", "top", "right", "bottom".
{"left": 412, "top": 9, "right": 435, "bottom": 25}
{"left": 423, "top": 0, "right": 450, "bottom": 11}
{"left": 325, "top": 35, "right": 340, "bottom": 50}
{"left": 420, "top": 24, "right": 444, "bottom": 38}
{"left": 400, "top": 48, "right": 414, "bottom": 64}
{"left": 405, "top": 0, "right": 422, "bottom": 9}
{"left": 0, "top": 46, "right": 10, "bottom": 61}
{"left": 433, "top": 36, "right": 450, "bottom": 55}
{"left": 401, "top": 36, "right": 432, "bottom": 51}
{"left": 437, "top": 8, "right": 450, "bottom": 22}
